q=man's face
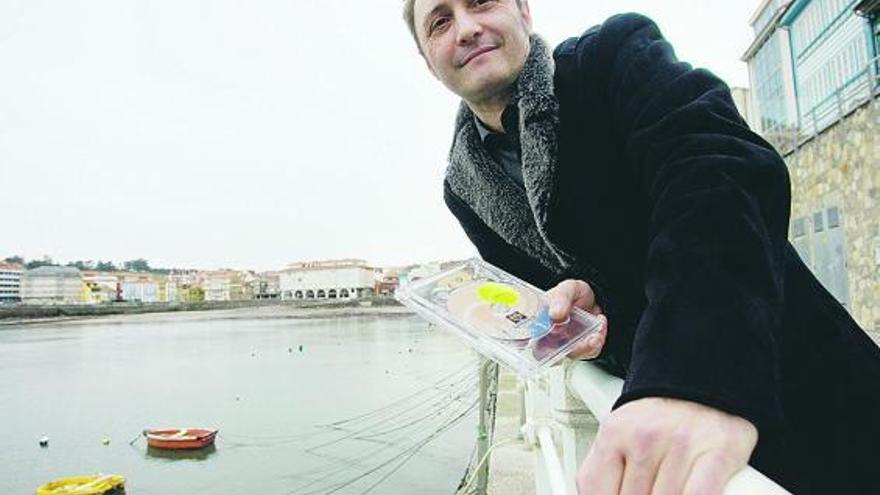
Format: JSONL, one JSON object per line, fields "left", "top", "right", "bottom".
{"left": 413, "top": 0, "right": 532, "bottom": 105}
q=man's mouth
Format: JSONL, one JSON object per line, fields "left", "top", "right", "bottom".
{"left": 458, "top": 45, "right": 498, "bottom": 67}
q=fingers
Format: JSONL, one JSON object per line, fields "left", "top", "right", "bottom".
{"left": 547, "top": 279, "right": 600, "bottom": 322}
{"left": 566, "top": 314, "right": 607, "bottom": 360}
{"left": 682, "top": 452, "right": 739, "bottom": 495}
{"left": 648, "top": 430, "right": 692, "bottom": 495}
{"left": 577, "top": 438, "right": 624, "bottom": 495}
{"left": 576, "top": 399, "right": 758, "bottom": 495}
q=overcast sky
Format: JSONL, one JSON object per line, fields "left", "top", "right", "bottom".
{"left": 0, "top": 0, "right": 759, "bottom": 271}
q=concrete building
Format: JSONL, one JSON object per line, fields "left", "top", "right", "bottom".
{"left": 255, "top": 271, "right": 281, "bottom": 300}
{"left": 280, "top": 259, "right": 374, "bottom": 300}
{"left": 120, "top": 274, "right": 162, "bottom": 303}
{"left": 167, "top": 269, "right": 202, "bottom": 303}
{"left": 731, "top": 87, "right": 760, "bottom": 130}
{"left": 781, "top": 0, "right": 878, "bottom": 132}
{"left": 0, "top": 262, "right": 24, "bottom": 303}
{"left": 744, "top": 0, "right": 880, "bottom": 330}
{"left": 20, "top": 266, "right": 83, "bottom": 305}
{"left": 857, "top": 0, "right": 880, "bottom": 47}
{"left": 202, "top": 271, "right": 253, "bottom": 302}
{"left": 743, "top": 0, "right": 799, "bottom": 148}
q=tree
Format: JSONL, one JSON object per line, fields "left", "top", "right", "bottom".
{"left": 95, "top": 260, "right": 118, "bottom": 271}
{"left": 25, "top": 255, "right": 54, "bottom": 270}
{"left": 123, "top": 259, "right": 151, "bottom": 272}
{"left": 66, "top": 260, "right": 96, "bottom": 270}
{"left": 3, "top": 255, "right": 24, "bottom": 265}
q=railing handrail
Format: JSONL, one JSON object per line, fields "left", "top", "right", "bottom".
{"left": 564, "top": 361, "right": 792, "bottom": 495}
{"left": 763, "top": 53, "right": 880, "bottom": 156}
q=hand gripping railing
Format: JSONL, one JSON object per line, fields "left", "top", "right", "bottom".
{"left": 563, "top": 361, "right": 791, "bottom": 495}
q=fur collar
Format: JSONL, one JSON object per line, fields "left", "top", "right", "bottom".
{"left": 445, "top": 35, "right": 570, "bottom": 273}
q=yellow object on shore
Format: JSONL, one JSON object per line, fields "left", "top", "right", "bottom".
{"left": 36, "top": 474, "right": 125, "bottom": 495}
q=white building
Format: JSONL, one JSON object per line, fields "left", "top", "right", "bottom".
{"left": 121, "top": 279, "right": 160, "bottom": 303}
{"left": 115, "top": 272, "right": 165, "bottom": 303}
{"left": 20, "top": 266, "right": 82, "bottom": 305}
{"left": 202, "top": 271, "right": 253, "bottom": 302}
{"left": 0, "top": 262, "right": 23, "bottom": 303}
{"left": 280, "top": 259, "right": 375, "bottom": 300}
{"left": 730, "top": 87, "right": 760, "bottom": 131}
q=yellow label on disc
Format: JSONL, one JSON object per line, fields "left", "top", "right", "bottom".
{"left": 476, "top": 283, "right": 520, "bottom": 306}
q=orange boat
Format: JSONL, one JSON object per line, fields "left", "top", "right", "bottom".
{"left": 143, "top": 427, "right": 218, "bottom": 450}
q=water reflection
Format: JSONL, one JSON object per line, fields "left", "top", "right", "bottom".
{"left": 1, "top": 311, "right": 477, "bottom": 494}
{"left": 145, "top": 444, "right": 217, "bottom": 461}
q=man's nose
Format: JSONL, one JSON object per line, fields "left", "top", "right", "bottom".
{"left": 456, "top": 13, "right": 482, "bottom": 45}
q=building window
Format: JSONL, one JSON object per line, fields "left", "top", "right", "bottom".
{"left": 827, "top": 206, "right": 841, "bottom": 228}
{"left": 873, "top": 233, "right": 880, "bottom": 265}
{"left": 813, "top": 211, "right": 825, "bottom": 232}
{"left": 792, "top": 207, "right": 850, "bottom": 308}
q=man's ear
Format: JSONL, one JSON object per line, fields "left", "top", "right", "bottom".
{"left": 519, "top": 0, "right": 533, "bottom": 32}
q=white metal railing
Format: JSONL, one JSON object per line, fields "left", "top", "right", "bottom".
{"left": 514, "top": 361, "right": 792, "bottom": 495}
{"left": 764, "top": 54, "right": 880, "bottom": 156}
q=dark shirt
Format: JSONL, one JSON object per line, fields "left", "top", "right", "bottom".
{"left": 474, "top": 106, "right": 524, "bottom": 188}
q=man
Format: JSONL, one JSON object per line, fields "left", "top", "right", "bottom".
{"left": 402, "top": 0, "right": 880, "bottom": 493}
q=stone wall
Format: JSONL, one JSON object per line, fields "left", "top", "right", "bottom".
{"left": 784, "top": 96, "right": 880, "bottom": 332}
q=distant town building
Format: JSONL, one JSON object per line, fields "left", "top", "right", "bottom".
{"left": 202, "top": 271, "right": 253, "bottom": 302}
{"left": 0, "top": 262, "right": 24, "bottom": 303}
{"left": 120, "top": 273, "right": 163, "bottom": 303}
{"left": 375, "top": 268, "right": 401, "bottom": 296}
{"left": 280, "top": 259, "right": 374, "bottom": 300}
{"left": 167, "top": 269, "right": 202, "bottom": 303}
{"left": 254, "top": 271, "right": 281, "bottom": 300}
{"left": 81, "top": 272, "right": 122, "bottom": 304}
{"left": 20, "top": 266, "right": 83, "bottom": 305}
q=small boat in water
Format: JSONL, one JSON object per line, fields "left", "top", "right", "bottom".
{"left": 36, "top": 474, "right": 125, "bottom": 495}
{"left": 143, "top": 427, "right": 218, "bottom": 450}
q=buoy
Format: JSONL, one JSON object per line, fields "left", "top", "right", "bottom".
{"left": 298, "top": 345, "right": 303, "bottom": 352}
{"left": 288, "top": 347, "right": 292, "bottom": 353}
{"left": 102, "top": 438, "right": 110, "bottom": 445}
{"left": 39, "top": 436, "right": 49, "bottom": 447}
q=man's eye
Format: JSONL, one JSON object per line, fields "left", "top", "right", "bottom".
{"left": 430, "top": 17, "right": 449, "bottom": 34}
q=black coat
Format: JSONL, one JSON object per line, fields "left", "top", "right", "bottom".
{"left": 442, "top": 13, "right": 880, "bottom": 494}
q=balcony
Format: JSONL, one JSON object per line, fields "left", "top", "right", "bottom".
{"left": 766, "top": 55, "right": 880, "bottom": 155}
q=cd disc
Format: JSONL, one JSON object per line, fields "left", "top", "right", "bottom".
{"left": 446, "top": 280, "right": 540, "bottom": 342}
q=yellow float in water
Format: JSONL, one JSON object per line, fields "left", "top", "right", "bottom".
{"left": 36, "top": 474, "right": 125, "bottom": 495}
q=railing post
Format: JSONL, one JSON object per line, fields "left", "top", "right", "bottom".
{"left": 523, "top": 375, "right": 554, "bottom": 495}
{"left": 835, "top": 89, "right": 844, "bottom": 125}
{"left": 475, "top": 358, "right": 497, "bottom": 494}
{"left": 811, "top": 107, "right": 818, "bottom": 137}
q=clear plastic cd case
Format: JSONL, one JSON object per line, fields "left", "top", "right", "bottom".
{"left": 396, "top": 258, "right": 603, "bottom": 378}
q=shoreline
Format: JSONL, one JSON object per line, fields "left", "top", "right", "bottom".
{"left": 0, "top": 298, "right": 412, "bottom": 327}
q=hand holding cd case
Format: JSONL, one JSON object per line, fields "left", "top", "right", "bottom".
{"left": 396, "top": 258, "right": 603, "bottom": 378}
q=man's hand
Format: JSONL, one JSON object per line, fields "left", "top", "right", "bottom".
{"left": 576, "top": 397, "right": 758, "bottom": 495}
{"left": 547, "top": 279, "right": 607, "bottom": 360}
